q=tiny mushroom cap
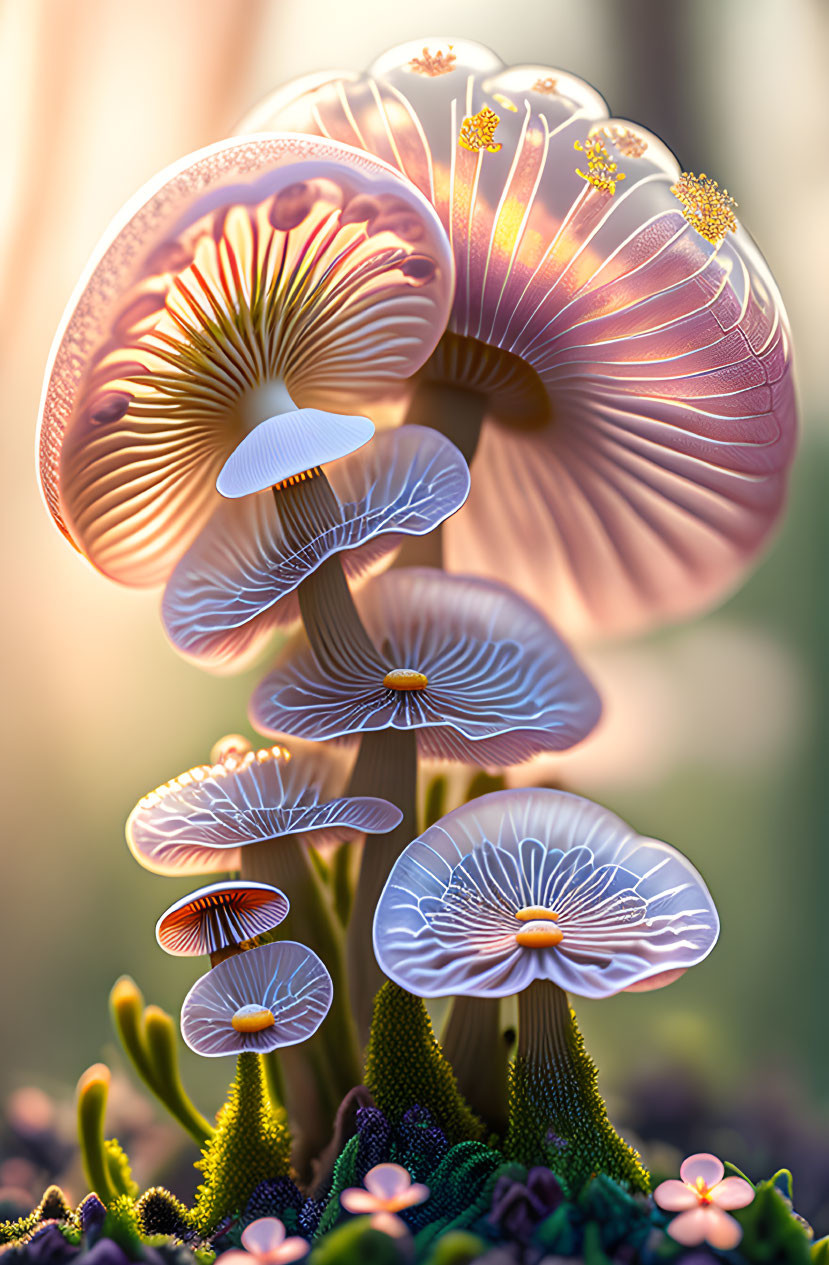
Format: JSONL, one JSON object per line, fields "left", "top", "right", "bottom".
{"left": 162, "top": 426, "right": 470, "bottom": 672}
{"left": 243, "top": 38, "right": 798, "bottom": 639}
{"left": 38, "top": 133, "right": 454, "bottom": 588}
{"left": 155, "top": 880, "right": 290, "bottom": 957}
{"left": 373, "top": 788, "right": 719, "bottom": 999}
{"left": 127, "top": 738, "right": 403, "bottom": 876}
{"left": 180, "top": 940, "right": 332, "bottom": 1056}
{"left": 249, "top": 567, "right": 601, "bottom": 764}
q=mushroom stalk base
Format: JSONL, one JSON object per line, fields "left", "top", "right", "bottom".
{"left": 241, "top": 835, "right": 360, "bottom": 1167}
{"left": 506, "top": 980, "right": 650, "bottom": 1195}
{"left": 442, "top": 995, "right": 510, "bottom": 1136}
{"left": 345, "top": 726, "right": 418, "bottom": 1044}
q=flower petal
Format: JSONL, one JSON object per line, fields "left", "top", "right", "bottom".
{"left": 709, "top": 1176, "right": 755, "bottom": 1210}
{"left": 241, "top": 1219, "right": 286, "bottom": 1255}
{"left": 369, "top": 1212, "right": 409, "bottom": 1239}
{"left": 364, "top": 1163, "right": 411, "bottom": 1201}
{"left": 389, "top": 1182, "right": 429, "bottom": 1211}
{"left": 680, "top": 1153, "right": 724, "bottom": 1189}
{"left": 273, "top": 1239, "right": 309, "bottom": 1263}
{"left": 653, "top": 1179, "right": 699, "bottom": 1212}
{"left": 340, "top": 1189, "right": 380, "bottom": 1214}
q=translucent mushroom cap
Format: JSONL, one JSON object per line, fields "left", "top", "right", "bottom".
{"left": 162, "top": 425, "right": 470, "bottom": 671}
{"left": 180, "top": 940, "right": 332, "bottom": 1056}
{"left": 155, "top": 880, "right": 290, "bottom": 956}
{"left": 249, "top": 568, "right": 601, "bottom": 764}
{"left": 127, "top": 739, "right": 403, "bottom": 876}
{"left": 243, "top": 38, "right": 797, "bottom": 638}
{"left": 373, "top": 788, "right": 719, "bottom": 999}
{"left": 38, "top": 133, "right": 454, "bottom": 587}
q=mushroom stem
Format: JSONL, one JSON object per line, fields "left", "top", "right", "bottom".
{"left": 403, "top": 379, "right": 486, "bottom": 464}
{"left": 345, "top": 727, "right": 418, "bottom": 1043}
{"left": 394, "top": 379, "right": 484, "bottom": 570}
{"left": 241, "top": 834, "right": 361, "bottom": 1152}
{"left": 506, "top": 979, "right": 649, "bottom": 1195}
{"left": 441, "top": 995, "right": 510, "bottom": 1136}
{"left": 296, "top": 553, "right": 382, "bottom": 675}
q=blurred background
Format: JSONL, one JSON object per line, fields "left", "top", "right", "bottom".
{"left": 1, "top": 0, "right": 827, "bottom": 1229}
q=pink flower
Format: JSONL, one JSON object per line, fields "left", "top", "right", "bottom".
{"left": 654, "top": 1153, "right": 755, "bottom": 1249}
{"left": 340, "top": 1163, "right": 429, "bottom": 1237}
{"left": 216, "top": 1217, "right": 308, "bottom": 1264}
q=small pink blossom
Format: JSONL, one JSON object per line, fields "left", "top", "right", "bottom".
{"left": 340, "top": 1163, "right": 429, "bottom": 1236}
{"left": 216, "top": 1217, "right": 308, "bottom": 1264}
{"left": 654, "top": 1153, "right": 755, "bottom": 1249}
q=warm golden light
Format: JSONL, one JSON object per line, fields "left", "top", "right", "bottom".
{"left": 383, "top": 668, "right": 429, "bottom": 691}
{"left": 231, "top": 1005, "right": 276, "bottom": 1034}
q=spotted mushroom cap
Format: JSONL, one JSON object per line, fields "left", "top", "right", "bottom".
{"left": 180, "top": 940, "right": 332, "bottom": 1056}
{"left": 38, "top": 133, "right": 454, "bottom": 588}
{"left": 242, "top": 37, "right": 798, "bottom": 639}
{"left": 249, "top": 567, "right": 601, "bottom": 764}
{"left": 127, "top": 739, "right": 403, "bottom": 876}
{"left": 155, "top": 880, "right": 290, "bottom": 956}
{"left": 373, "top": 787, "right": 719, "bottom": 999}
{"left": 161, "top": 425, "right": 470, "bottom": 672}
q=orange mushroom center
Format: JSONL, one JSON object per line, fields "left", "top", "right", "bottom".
{"left": 231, "top": 1004, "right": 275, "bottom": 1034}
{"left": 514, "top": 905, "right": 563, "bottom": 948}
{"left": 383, "top": 668, "right": 428, "bottom": 691}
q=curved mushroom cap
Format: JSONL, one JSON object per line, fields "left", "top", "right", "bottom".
{"left": 373, "top": 788, "right": 719, "bottom": 1000}
{"left": 180, "top": 940, "right": 332, "bottom": 1056}
{"left": 249, "top": 568, "right": 601, "bottom": 764}
{"left": 155, "top": 880, "right": 290, "bottom": 956}
{"left": 38, "top": 133, "right": 454, "bottom": 588}
{"left": 162, "top": 425, "right": 471, "bottom": 671}
{"left": 127, "top": 739, "right": 403, "bottom": 876}
{"left": 243, "top": 39, "right": 797, "bottom": 638}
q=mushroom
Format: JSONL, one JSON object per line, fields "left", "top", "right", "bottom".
{"left": 155, "top": 880, "right": 290, "bottom": 964}
{"left": 38, "top": 133, "right": 453, "bottom": 593}
{"left": 128, "top": 736, "right": 401, "bottom": 1104}
{"left": 242, "top": 37, "right": 797, "bottom": 638}
{"left": 162, "top": 424, "right": 470, "bottom": 671}
{"left": 372, "top": 787, "right": 719, "bottom": 1187}
{"left": 250, "top": 568, "right": 601, "bottom": 1037}
{"left": 180, "top": 940, "right": 332, "bottom": 1058}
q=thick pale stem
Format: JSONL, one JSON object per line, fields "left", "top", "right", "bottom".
{"left": 442, "top": 995, "right": 509, "bottom": 1136}
{"left": 516, "top": 977, "right": 572, "bottom": 1067}
{"left": 394, "top": 380, "right": 486, "bottom": 569}
{"left": 297, "top": 554, "right": 382, "bottom": 675}
{"left": 403, "top": 380, "right": 486, "bottom": 464}
{"left": 346, "top": 727, "right": 419, "bottom": 1044}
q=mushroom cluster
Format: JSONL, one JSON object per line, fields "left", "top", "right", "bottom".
{"left": 35, "top": 34, "right": 798, "bottom": 1256}
{"left": 243, "top": 37, "right": 797, "bottom": 639}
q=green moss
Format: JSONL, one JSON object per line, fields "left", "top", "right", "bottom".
{"left": 102, "top": 1195, "right": 143, "bottom": 1258}
{"left": 505, "top": 984, "right": 649, "bottom": 1197}
{"left": 364, "top": 982, "right": 485, "bottom": 1145}
{"left": 105, "top": 1139, "right": 139, "bottom": 1199}
{"left": 314, "top": 1134, "right": 362, "bottom": 1238}
{"left": 0, "top": 1211, "right": 40, "bottom": 1246}
{"left": 192, "top": 1052, "right": 292, "bottom": 1234}
{"left": 308, "top": 1217, "right": 405, "bottom": 1265}
{"left": 135, "top": 1187, "right": 191, "bottom": 1238}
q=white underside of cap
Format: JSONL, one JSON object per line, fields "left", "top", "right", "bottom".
{"left": 217, "top": 409, "right": 375, "bottom": 498}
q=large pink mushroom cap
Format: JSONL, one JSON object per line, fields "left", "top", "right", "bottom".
{"left": 38, "top": 133, "right": 454, "bottom": 588}
{"left": 243, "top": 38, "right": 798, "bottom": 638}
